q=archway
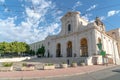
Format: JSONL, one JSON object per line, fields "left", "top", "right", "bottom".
{"left": 98, "top": 38, "right": 101, "bottom": 43}
{"left": 67, "top": 41, "right": 72, "bottom": 57}
{"left": 47, "top": 50, "right": 50, "bottom": 58}
{"left": 80, "top": 38, "right": 88, "bottom": 57}
{"left": 56, "top": 43, "right": 61, "bottom": 57}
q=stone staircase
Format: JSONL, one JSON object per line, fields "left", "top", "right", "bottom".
{"left": 24, "top": 57, "right": 87, "bottom": 65}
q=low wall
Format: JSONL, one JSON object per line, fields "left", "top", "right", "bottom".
{"left": 26, "top": 57, "right": 87, "bottom": 65}
{"left": 0, "top": 57, "right": 33, "bottom": 62}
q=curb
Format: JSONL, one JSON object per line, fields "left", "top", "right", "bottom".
{"left": 0, "top": 65, "right": 116, "bottom": 80}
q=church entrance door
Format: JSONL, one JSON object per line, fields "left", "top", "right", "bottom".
{"left": 67, "top": 41, "right": 72, "bottom": 57}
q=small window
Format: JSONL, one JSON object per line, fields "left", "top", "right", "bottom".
{"left": 48, "top": 42, "right": 50, "bottom": 46}
{"left": 98, "top": 38, "right": 101, "bottom": 43}
{"left": 81, "top": 22, "right": 83, "bottom": 25}
{"left": 68, "top": 24, "right": 71, "bottom": 32}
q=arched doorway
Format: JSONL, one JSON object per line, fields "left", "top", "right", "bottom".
{"left": 98, "top": 38, "right": 101, "bottom": 43}
{"left": 97, "top": 38, "right": 102, "bottom": 54}
{"left": 56, "top": 43, "right": 61, "bottom": 57}
{"left": 80, "top": 38, "right": 88, "bottom": 57}
{"left": 67, "top": 41, "right": 72, "bottom": 57}
{"left": 47, "top": 50, "right": 50, "bottom": 58}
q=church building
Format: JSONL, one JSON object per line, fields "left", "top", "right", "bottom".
{"left": 30, "top": 11, "right": 120, "bottom": 65}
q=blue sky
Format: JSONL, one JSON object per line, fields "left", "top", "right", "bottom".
{"left": 0, "top": 0, "right": 120, "bottom": 44}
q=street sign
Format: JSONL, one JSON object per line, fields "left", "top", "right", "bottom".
{"left": 97, "top": 42, "right": 102, "bottom": 50}
{"left": 100, "top": 50, "right": 106, "bottom": 56}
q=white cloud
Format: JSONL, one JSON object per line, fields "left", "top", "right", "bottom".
{"left": 0, "top": 17, "right": 18, "bottom": 42}
{"left": 107, "top": 10, "right": 120, "bottom": 17}
{"left": 72, "top": 1, "right": 82, "bottom": 11}
{"left": 0, "top": 0, "right": 4, "bottom": 3}
{"left": 26, "top": 8, "right": 41, "bottom": 19}
{"left": 56, "top": 10, "right": 63, "bottom": 15}
{"left": 100, "top": 16, "right": 105, "bottom": 20}
{"left": 89, "top": 16, "right": 105, "bottom": 23}
{"left": 46, "top": 23, "right": 59, "bottom": 34}
{"left": 86, "top": 4, "right": 97, "bottom": 11}
{"left": 82, "top": 14, "right": 92, "bottom": 21}
{"left": 0, "top": 0, "right": 62, "bottom": 44}
{"left": 31, "top": 0, "right": 40, "bottom": 5}
{"left": 52, "top": 10, "right": 63, "bottom": 19}
{"left": 81, "top": 4, "right": 97, "bottom": 21}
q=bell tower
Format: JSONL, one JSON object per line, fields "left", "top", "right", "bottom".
{"left": 60, "top": 11, "right": 80, "bottom": 35}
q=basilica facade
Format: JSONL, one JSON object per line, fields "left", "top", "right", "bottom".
{"left": 30, "top": 11, "right": 120, "bottom": 65}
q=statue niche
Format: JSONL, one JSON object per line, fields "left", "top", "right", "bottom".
{"left": 95, "top": 17, "right": 103, "bottom": 26}
{"left": 95, "top": 17, "right": 105, "bottom": 31}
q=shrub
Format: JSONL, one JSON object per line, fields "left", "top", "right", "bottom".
{"left": 62, "top": 62, "right": 66, "bottom": 64}
{"left": 22, "top": 63, "right": 35, "bottom": 67}
{"left": 72, "top": 62, "right": 76, "bottom": 64}
{"left": 2, "top": 62, "right": 13, "bottom": 67}
{"left": 80, "top": 60, "right": 85, "bottom": 63}
{"left": 22, "top": 63, "right": 27, "bottom": 67}
{"left": 71, "top": 62, "right": 77, "bottom": 67}
{"left": 45, "top": 63, "right": 54, "bottom": 66}
{"left": 27, "top": 64, "right": 35, "bottom": 67}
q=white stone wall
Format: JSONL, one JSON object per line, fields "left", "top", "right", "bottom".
{"left": 107, "top": 28, "right": 120, "bottom": 55}
{"left": 29, "top": 11, "right": 120, "bottom": 65}
{"left": 94, "top": 29, "right": 120, "bottom": 64}
{"left": 29, "top": 40, "right": 45, "bottom": 53}
{"left": 0, "top": 57, "right": 32, "bottom": 62}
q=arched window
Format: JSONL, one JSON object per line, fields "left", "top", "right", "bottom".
{"left": 98, "top": 38, "right": 101, "bottom": 43}
{"left": 48, "top": 42, "right": 50, "bottom": 46}
{"left": 56, "top": 43, "right": 61, "bottom": 57}
{"left": 67, "top": 41, "right": 72, "bottom": 57}
{"left": 47, "top": 50, "right": 50, "bottom": 58}
{"left": 68, "top": 24, "right": 71, "bottom": 32}
{"left": 80, "top": 38, "right": 88, "bottom": 57}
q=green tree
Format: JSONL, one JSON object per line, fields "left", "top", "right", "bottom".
{"left": 41, "top": 45, "right": 45, "bottom": 57}
{"left": 29, "top": 50, "right": 35, "bottom": 56}
{"left": 37, "top": 45, "right": 45, "bottom": 57}
{"left": 17, "top": 42, "right": 30, "bottom": 56}
{"left": 0, "top": 43, "right": 4, "bottom": 56}
{"left": 0, "top": 41, "right": 30, "bottom": 57}
{"left": 10, "top": 42, "right": 17, "bottom": 53}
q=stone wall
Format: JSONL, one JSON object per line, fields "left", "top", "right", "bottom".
{"left": 0, "top": 57, "right": 33, "bottom": 62}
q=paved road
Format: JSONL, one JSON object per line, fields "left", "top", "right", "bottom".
{"left": 40, "top": 65, "right": 120, "bottom": 80}
{"left": 0, "top": 65, "right": 119, "bottom": 80}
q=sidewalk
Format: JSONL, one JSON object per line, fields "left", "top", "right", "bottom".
{"left": 0, "top": 65, "right": 115, "bottom": 80}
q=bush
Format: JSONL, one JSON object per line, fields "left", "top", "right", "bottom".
{"left": 72, "top": 62, "right": 76, "bottom": 64}
{"left": 62, "top": 62, "right": 66, "bottom": 64}
{"left": 22, "top": 63, "right": 27, "bottom": 67}
{"left": 22, "top": 63, "right": 35, "bottom": 67}
{"left": 45, "top": 63, "right": 54, "bottom": 66}
{"left": 27, "top": 64, "right": 35, "bottom": 67}
{"left": 71, "top": 62, "right": 77, "bottom": 67}
{"left": 2, "top": 62, "right": 13, "bottom": 67}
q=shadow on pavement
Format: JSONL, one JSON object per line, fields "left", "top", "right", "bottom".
{"left": 112, "top": 69, "right": 120, "bottom": 73}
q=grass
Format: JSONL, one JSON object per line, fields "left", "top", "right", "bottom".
{"left": 2, "top": 62, "right": 13, "bottom": 67}
{"left": 22, "top": 63, "right": 35, "bottom": 67}
{"left": 45, "top": 63, "right": 54, "bottom": 66}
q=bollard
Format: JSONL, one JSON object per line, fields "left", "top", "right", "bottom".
{"left": 67, "top": 59, "right": 69, "bottom": 65}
